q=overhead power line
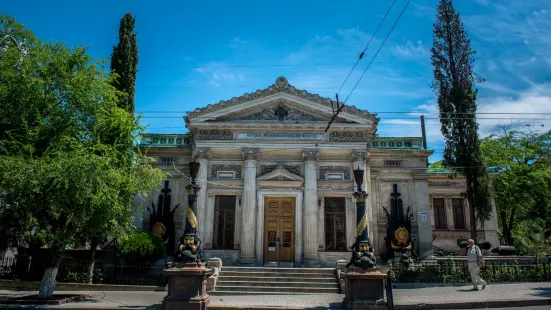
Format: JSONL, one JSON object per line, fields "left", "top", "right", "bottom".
{"left": 325, "top": 0, "right": 411, "bottom": 133}
{"left": 335, "top": 0, "right": 399, "bottom": 96}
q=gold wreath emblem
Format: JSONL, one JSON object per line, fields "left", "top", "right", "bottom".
{"left": 152, "top": 222, "right": 166, "bottom": 237}
{"left": 394, "top": 226, "right": 409, "bottom": 244}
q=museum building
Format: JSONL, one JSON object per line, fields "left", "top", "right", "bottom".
{"left": 134, "top": 77, "right": 499, "bottom": 267}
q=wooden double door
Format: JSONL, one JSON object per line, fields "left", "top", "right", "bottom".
{"left": 263, "top": 197, "right": 295, "bottom": 264}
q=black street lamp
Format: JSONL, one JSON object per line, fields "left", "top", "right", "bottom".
{"left": 174, "top": 161, "right": 203, "bottom": 264}
{"left": 346, "top": 166, "right": 376, "bottom": 269}
{"left": 353, "top": 167, "right": 369, "bottom": 246}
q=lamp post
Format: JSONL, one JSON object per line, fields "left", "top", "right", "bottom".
{"left": 353, "top": 167, "right": 370, "bottom": 251}
{"left": 162, "top": 161, "right": 213, "bottom": 310}
{"left": 184, "top": 161, "right": 201, "bottom": 237}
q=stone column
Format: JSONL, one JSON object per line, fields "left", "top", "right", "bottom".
{"left": 352, "top": 151, "right": 369, "bottom": 241}
{"left": 238, "top": 149, "right": 258, "bottom": 265}
{"left": 302, "top": 150, "right": 320, "bottom": 267}
{"left": 445, "top": 194, "right": 455, "bottom": 230}
{"left": 204, "top": 193, "right": 216, "bottom": 249}
{"left": 193, "top": 148, "right": 210, "bottom": 241}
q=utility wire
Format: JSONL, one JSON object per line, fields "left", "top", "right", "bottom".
{"left": 136, "top": 111, "right": 551, "bottom": 115}
{"left": 335, "top": 0, "right": 399, "bottom": 96}
{"left": 325, "top": 0, "right": 411, "bottom": 132}
{"left": 343, "top": 0, "right": 411, "bottom": 105}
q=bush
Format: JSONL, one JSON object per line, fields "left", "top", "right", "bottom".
{"left": 118, "top": 232, "right": 166, "bottom": 263}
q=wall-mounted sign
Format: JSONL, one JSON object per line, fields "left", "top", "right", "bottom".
{"left": 236, "top": 132, "right": 325, "bottom": 141}
{"left": 418, "top": 212, "right": 428, "bottom": 222}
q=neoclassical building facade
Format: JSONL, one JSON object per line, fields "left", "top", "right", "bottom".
{"left": 134, "top": 77, "right": 499, "bottom": 267}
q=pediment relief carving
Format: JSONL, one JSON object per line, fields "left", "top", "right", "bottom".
{"left": 188, "top": 76, "right": 377, "bottom": 122}
{"left": 213, "top": 100, "right": 349, "bottom": 123}
{"left": 257, "top": 163, "right": 304, "bottom": 182}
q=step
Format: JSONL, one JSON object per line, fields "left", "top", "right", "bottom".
{"left": 210, "top": 291, "right": 340, "bottom": 296}
{"left": 217, "top": 276, "right": 337, "bottom": 283}
{"left": 216, "top": 281, "right": 338, "bottom": 288}
{"left": 222, "top": 267, "right": 335, "bottom": 274}
{"left": 219, "top": 271, "right": 336, "bottom": 278}
{"left": 214, "top": 285, "right": 340, "bottom": 293}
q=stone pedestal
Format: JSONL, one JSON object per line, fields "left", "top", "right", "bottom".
{"left": 342, "top": 268, "right": 388, "bottom": 310}
{"left": 161, "top": 262, "right": 214, "bottom": 310}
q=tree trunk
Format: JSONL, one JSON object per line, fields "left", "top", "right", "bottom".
{"left": 87, "top": 238, "right": 98, "bottom": 284}
{"left": 37, "top": 256, "right": 61, "bottom": 299}
{"left": 500, "top": 211, "right": 510, "bottom": 244}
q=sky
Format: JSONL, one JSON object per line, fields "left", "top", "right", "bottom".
{"left": 4, "top": 0, "right": 551, "bottom": 162}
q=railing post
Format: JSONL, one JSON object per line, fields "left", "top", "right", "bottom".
{"left": 385, "top": 275, "right": 395, "bottom": 310}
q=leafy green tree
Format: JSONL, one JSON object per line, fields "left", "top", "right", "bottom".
{"left": 513, "top": 219, "right": 551, "bottom": 257}
{"left": 110, "top": 13, "right": 138, "bottom": 115}
{"left": 118, "top": 232, "right": 166, "bottom": 263}
{"left": 481, "top": 126, "right": 551, "bottom": 245}
{"left": 0, "top": 15, "right": 162, "bottom": 299}
{"left": 431, "top": 0, "right": 492, "bottom": 241}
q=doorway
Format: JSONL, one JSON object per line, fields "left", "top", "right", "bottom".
{"left": 263, "top": 197, "right": 295, "bottom": 265}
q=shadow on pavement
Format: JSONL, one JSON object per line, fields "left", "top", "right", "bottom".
{"left": 532, "top": 287, "right": 551, "bottom": 298}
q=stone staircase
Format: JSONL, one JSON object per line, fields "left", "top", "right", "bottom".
{"left": 211, "top": 266, "right": 340, "bottom": 295}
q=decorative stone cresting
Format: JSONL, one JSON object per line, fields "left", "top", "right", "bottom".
{"left": 194, "top": 130, "right": 233, "bottom": 141}
{"left": 351, "top": 151, "right": 369, "bottom": 162}
{"left": 302, "top": 150, "right": 319, "bottom": 161}
{"left": 330, "top": 132, "right": 368, "bottom": 143}
{"left": 236, "top": 100, "right": 327, "bottom": 121}
{"left": 187, "top": 77, "right": 377, "bottom": 121}
{"left": 261, "top": 165, "right": 301, "bottom": 176}
{"left": 241, "top": 149, "right": 259, "bottom": 160}
{"left": 257, "top": 163, "right": 304, "bottom": 182}
{"left": 193, "top": 148, "right": 210, "bottom": 160}
{"left": 319, "top": 166, "right": 351, "bottom": 180}
{"left": 211, "top": 165, "right": 242, "bottom": 178}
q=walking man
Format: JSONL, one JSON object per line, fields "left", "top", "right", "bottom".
{"left": 467, "top": 239, "right": 486, "bottom": 290}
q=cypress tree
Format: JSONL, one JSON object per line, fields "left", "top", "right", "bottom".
{"left": 431, "top": 0, "right": 492, "bottom": 241}
{"left": 110, "top": 13, "right": 138, "bottom": 115}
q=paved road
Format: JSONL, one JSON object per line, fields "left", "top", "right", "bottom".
{"left": 448, "top": 307, "right": 550, "bottom": 310}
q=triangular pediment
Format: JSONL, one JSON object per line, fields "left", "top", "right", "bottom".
{"left": 257, "top": 164, "right": 304, "bottom": 182}
{"left": 212, "top": 100, "right": 349, "bottom": 123}
{"left": 186, "top": 77, "right": 377, "bottom": 125}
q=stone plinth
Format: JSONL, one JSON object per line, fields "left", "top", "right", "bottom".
{"left": 161, "top": 262, "right": 214, "bottom": 310}
{"left": 342, "top": 268, "right": 388, "bottom": 310}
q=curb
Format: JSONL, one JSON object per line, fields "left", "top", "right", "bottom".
{"left": 395, "top": 298, "right": 551, "bottom": 309}
{"left": 0, "top": 280, "right": 166, "bottom": 292}
{"left": 1, "top": 300, "right": 550, "bottom": 310}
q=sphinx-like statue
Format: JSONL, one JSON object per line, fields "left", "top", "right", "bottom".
{"left": 173, "top": 233, "right": 203, "bottom": 264}
{"left": 347, "top": 240, "right": 377, "bottom": 269}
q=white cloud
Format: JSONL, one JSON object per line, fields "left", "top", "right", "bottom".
{"left": 378, "top": 85, "right": 551, "bottom": 148}
{"left": 473, "top": 0, "right": 490, "bottom": 6}
{"left": 394, "top": 40, "right": 430, "bottom": 59}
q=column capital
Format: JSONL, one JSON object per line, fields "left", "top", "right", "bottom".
{"left": 302, "top": 150, "right": 319, "bottom": 161}
{"left": 242, "top": 148, "right": 259, "bottom": 161}
{"left": 193, "top": 148, "right": 210, "bottom": 160}
{"left": 351, "top": 151, "right": 370, "bottom": 163}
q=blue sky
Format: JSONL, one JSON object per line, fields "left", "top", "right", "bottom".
{"left": 4, "top": 0, "right": 551, "bottom": 162}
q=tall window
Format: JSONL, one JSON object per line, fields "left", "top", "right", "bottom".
{"left": 324, "top": 197, "right": 347, "bottom": 251}
{"left": 452, "top": 198, "right": 466, "bottom": 229}
{"left": 433, "top": 198, "right": 447, "bottom": 229}
{"left": 212, "top": 195, "right": 236, "bottom": 249}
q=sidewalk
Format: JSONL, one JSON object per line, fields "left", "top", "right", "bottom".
{"left": 1, "top": 282, "right": 550, "bottom": 309}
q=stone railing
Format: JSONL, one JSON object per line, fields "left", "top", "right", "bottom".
{"left": 139, "top": 134, "right": 192, "bottom": 147}
{"left": 371, "top": 137, "right": 424, "bottom": 150}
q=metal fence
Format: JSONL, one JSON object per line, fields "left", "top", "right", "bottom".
{"left": 2, "top": 256, "right": 550, "bottom": 286}
{"left": 0, "top": 257, "right": 167, "bottom": 286}
{"left": 387, "top": 260, "right": 551, "bottom": 283}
